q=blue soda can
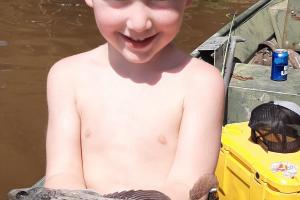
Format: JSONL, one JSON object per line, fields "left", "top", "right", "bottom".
{"left": 271, "top": 49, "right": 289, "bottom": 81}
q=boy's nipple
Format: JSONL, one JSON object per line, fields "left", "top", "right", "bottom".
{"left": 158, "top": 135, "right": 167, "bottom": 145}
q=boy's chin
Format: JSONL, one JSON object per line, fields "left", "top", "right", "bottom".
{"left": 121, "top": 51, "right": 157, "bottom": 64}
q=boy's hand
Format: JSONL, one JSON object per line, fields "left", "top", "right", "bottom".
{"left": 189, "top": 174, "right": 218, "bottom": 200}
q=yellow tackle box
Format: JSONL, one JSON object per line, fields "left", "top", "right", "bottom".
{"left": 215, "top": 122, "right": 300, "bottom": 200}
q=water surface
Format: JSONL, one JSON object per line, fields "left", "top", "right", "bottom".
{"left": 0, "top": 0, "right": 256, "bottom": 198}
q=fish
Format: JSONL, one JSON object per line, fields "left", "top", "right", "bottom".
{"left": 8, "top": 187, "right": 172, "bottom": 200}
{"left": 8, "top": 174, "right": 218, "bottom": 200}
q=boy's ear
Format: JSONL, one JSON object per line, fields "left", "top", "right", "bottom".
{"left": 85, "top": 0, "right": 93, "bottom": 8}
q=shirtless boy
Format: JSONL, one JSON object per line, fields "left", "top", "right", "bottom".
{"left": 44, "top": 0, "right": 224, "bottom": 200}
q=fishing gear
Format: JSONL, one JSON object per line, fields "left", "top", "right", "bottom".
{"left": 222, "top": 12, "right": 237, "bottom": 77}
{"left": 221, "top": 12, "right": 246, "bottom": 95}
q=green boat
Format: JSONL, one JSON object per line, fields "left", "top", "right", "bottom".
{"left": 192, "top": 0, "right": 300, "bottom": 124}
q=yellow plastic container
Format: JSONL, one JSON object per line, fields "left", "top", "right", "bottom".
{"left": 215, "top": 122, "right": 300, "bottom": 200}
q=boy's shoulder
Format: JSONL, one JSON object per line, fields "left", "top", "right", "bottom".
{"left": 51, "top": 45, "right": 106, "bottom": 69}
{"left": 179, "top": 56, "right": 225, "bottom": 108}
{"left": 182, "top": 57, "right": 223, "bottom": 86}
{"left": 164, "top": 47, "right": 222, "bottom": 85}
{"left": 48, "top": 45, "right": 107, "bottom": 78}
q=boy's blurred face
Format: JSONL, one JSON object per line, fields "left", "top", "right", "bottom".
{"left": 85, "top": 0, "right": 191, "bottom": 64}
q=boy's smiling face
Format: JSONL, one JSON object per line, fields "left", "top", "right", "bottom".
{"left": 85, "top": 0, "right": 191, "bottom": 64}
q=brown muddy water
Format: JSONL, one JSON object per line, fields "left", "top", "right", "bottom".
{"left": 0, "top": 0, "right": 256, "bottom": 199}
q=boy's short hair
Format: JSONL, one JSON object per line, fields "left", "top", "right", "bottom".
{"left": 248, "top": 101, "right": 300, "bottom": 153}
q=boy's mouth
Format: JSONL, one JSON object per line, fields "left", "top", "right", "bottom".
{"left": 121, "top": 34, "right": 158, "bottom": 49}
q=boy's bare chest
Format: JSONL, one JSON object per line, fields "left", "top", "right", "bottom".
{"left": 75, "top": 71, "right": 185, "bottom": 189}
{"left": 76, "top": 74, "right": 184, "bottom": 140}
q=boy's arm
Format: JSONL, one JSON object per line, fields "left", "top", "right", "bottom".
{"left": 44, "top": 61, "right": 86, "bottom": 189}
{"left": 163, "top": 62, "right": 224, "bottom": 200}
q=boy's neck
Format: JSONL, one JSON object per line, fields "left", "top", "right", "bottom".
{"left": 106, "top": 43, "right": 189, "bottom": 84}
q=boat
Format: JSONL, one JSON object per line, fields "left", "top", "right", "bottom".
{"left": 191, "top": 0, "right": 300, "bottom": 199}
{"left": 192, "top": 0, "right": 300, "bottom": 124}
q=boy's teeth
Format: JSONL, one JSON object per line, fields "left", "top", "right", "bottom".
{"left": 133, "top": 38, "right": 146, "bottom": 41}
